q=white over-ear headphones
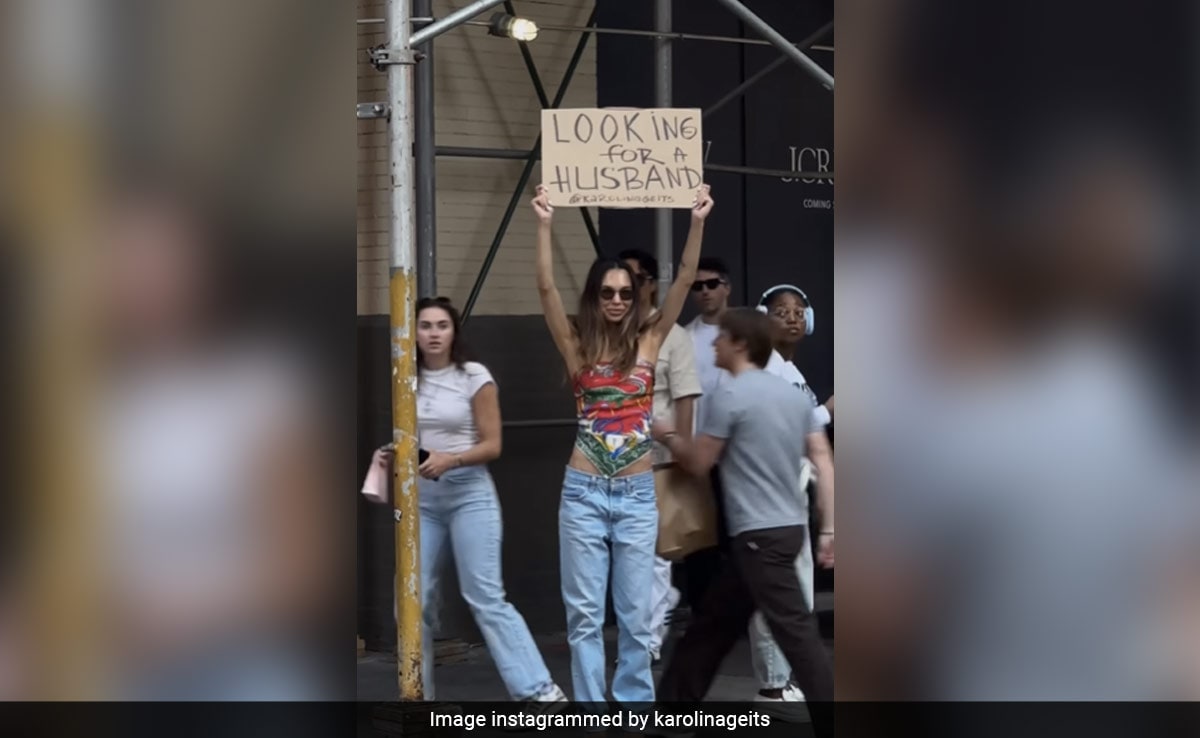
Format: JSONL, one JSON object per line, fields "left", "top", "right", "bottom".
{"left": 756, "top": 284, "right": 815, "bottom": 336}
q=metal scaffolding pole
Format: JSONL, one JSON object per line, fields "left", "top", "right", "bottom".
{"left": 703, "top": 20, "right": 832, "bottom": 120}
{"left": 20, "top": 20, "right": 102, "bottom": 695}
{"left": 460, "top": 5, "right": 600, "bottom": 322}
{"left": 434, "top": 146, "right": 832, "bottom": 181}
{"left": 414, "top": 0, "right": 437, "bottom": 298}
{"left": 715, "top": 0, "right": 833, "bottom": 91}
{"left": 437, "top": 146, "right": 531, "bottom": 160}
{"left": 705, "top": 162, "right": 834, "bottom": 180}
{"left": 408, "top": 0, "right": 507, "bottom": 47}
{"left": 362, "top": 15, "right": 835, "bottom": 55}
{"left": 504, "top": 1, "right": 600, "bottom": 255}
{"left": 384, "top": 0, "right": 423, "bottom": 701}
{"left": 654, "top": 0, "right": 673, "bottom": 306}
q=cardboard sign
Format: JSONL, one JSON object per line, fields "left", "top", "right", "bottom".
{"left": 540, "top": 107, "right": 704, "bottom": 208}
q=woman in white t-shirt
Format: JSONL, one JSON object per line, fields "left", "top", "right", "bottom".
{"left": 367, "top": 297, "right": 566, "bottom": 708}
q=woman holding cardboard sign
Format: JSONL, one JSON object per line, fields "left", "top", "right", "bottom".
{"left": 530, "top": 182, "right": 713, "bottom": 708}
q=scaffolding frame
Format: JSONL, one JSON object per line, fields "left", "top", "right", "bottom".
{"left": 367, "top": 0, "right": 832, "bottom": 699}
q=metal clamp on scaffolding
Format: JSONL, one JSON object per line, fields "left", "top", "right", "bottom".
{"left": 368, "top": 44, "right": 423, "bottom": 70}
{"left": 357, "top": 103, "right": 390, "bottom": 120}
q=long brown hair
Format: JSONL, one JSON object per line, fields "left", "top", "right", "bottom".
{"left": 572, "top": 259, "right": 651, "bottom": 376}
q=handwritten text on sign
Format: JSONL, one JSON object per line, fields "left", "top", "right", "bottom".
{"left": 541, "top": 108, "right": 704, "bottom": 208}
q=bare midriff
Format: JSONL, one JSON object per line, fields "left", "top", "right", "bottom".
{"left": 567, "top": 447, "right": 654, "bottom": 477}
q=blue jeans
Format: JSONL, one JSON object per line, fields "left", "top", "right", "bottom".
{"left": 418, "top": 466, "right": 553, "bottom": 700}
{"left": 558, "top": 467, "right": 658, "bottom": 707}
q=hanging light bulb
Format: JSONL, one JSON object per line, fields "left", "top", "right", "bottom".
{"left": 507, "top": 17, "right": 539, "bottom": 41}
{"left": 487, "top": 12, "right": 539, "bottom": 42}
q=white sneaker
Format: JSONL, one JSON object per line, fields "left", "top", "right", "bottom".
{"left": 522, "top": 683, "right": 568, "bottom": 715}
{"left": 753, "top": 683, "right": 807, "bottom": 722}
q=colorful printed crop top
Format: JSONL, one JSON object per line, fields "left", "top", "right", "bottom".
{"left": 573, "top": 359, "right": 656, "bottom": 477}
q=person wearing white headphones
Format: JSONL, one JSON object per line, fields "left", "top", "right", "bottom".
{"left": 744, "top": 284, "right": 835, "bottom": 715}
{"left": 758, "top": 284, "right": 833, "bottom": 426}
{"left": 681, "top": 273, "right": 834, "bottom": 716}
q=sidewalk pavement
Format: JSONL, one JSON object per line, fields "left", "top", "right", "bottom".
{"left": 358, "top": 591, "right": 834, "bottom": 704}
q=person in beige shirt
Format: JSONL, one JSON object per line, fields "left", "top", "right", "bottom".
{"left": 620, "top": 249, "right": 702, "bottom": 662}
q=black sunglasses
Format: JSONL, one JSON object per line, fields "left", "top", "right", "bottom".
{"left": 691, "top": 278, "right": 726, "bottom": 292}
{"left": 600, "top": 287, "right": 635, "bottom": 302}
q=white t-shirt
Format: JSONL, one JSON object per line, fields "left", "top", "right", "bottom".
{"left": 652, "top": 322, "right": 703, "bottom": 463}
{"left": 688, "top": 318, "right": 724, "bottom": 428}
{"left": 417, "top": 362, "right": 495, "bottom": 454}
{"left": 653, "top": 323, "right": 703, "bottom": 420}
{"left": 105, "top": 344, "right": 324, "bottom": 698}
{"left": 690, "top": 317, "right": 830, "bottom": 430}
{"left": 766, "top": 350, "right": 831, "bottom": 429}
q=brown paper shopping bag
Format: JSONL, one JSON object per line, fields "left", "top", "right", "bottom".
{"left": 654, "top": 463, "right": 718, "bottom": 561}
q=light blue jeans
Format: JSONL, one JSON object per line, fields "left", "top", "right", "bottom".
{"left": 418, "top": 465, "right": 553, "bottom": 700}
{"left": 558, "top": 467, "right": 658, "bottom": 707}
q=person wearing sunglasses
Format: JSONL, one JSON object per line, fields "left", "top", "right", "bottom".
{"left": 617, "top": 248, "right": 703, "bottom": 665}
{"left": 530, "top": 183, "right": 713, "bottom": 711}
{"left": 679, "top": 257, "right": 736, "bottom": 622}
{"left": 684, "top": 258, "right": 735, "bottom": 429}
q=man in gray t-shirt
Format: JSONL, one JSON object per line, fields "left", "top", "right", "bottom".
{"left": 702, "top": 369, "right": 813, "bottom": 536}
{"left": 652, "top": 308, "right": 834, "bottom": 723}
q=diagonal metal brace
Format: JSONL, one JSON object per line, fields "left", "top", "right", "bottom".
{"left": 703, "top": 20, "right": 832, "bottom": 119}
{"left": 714, "top": 0, "right": 833, "bottom": 91}
{"left": 461, "top": 4, "right": 599, "bottom": 323}
{"left": 506, "top": 1, "right": 601, "bottom": 255}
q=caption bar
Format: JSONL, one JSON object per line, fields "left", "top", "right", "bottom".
{"left": 431, "top": 708, "right": 775, "bottom": 732}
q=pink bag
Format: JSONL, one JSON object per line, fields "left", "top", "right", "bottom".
{"left": 361, "top": 447, "right": 391, "bottom": 503}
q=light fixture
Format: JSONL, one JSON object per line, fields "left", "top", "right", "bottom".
{"left": 487, "top": 12, "right": 539, "bottom": 42}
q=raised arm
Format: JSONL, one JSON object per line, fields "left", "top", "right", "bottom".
{"left": 531, "top": 184, "right": 581, "bottom": 375}
{"left": 654, "top": 184, "right": 714, "bottom": 340}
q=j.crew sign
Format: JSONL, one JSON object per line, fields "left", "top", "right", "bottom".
{"left": 781, "top": 145, "right": 833, "bottom": 185}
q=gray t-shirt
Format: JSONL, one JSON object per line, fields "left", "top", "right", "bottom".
{"left": 701, "top": 368, "right": 814, "bottom": 537}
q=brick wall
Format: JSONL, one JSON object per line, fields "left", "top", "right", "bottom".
{"left": 357, "top": 0, "right": 600, "bottom": 316}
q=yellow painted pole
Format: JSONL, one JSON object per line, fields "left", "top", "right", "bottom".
{"left": 7, "top": 2, "right": 102, "bottom": 697}
{"left": 14, "top": 116, "right": 100, "bottom": 700}
{"left": 385, "top": 0, "right": 423, "bottom": 700}
{"left": 390, "top": 267, "right": 422, "bottom": 699}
